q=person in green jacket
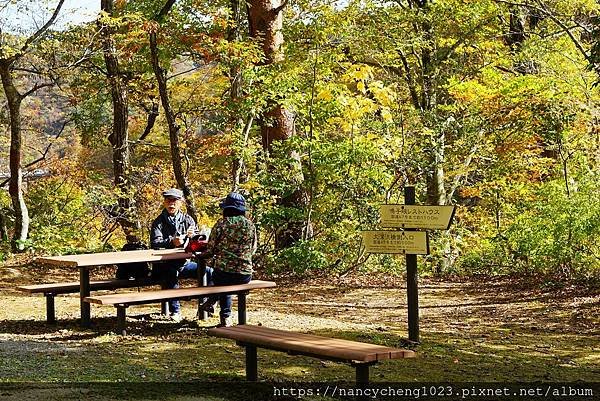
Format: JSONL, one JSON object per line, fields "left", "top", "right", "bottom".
{"left": 201, "top": 192, "right": 257, "bottom": 327}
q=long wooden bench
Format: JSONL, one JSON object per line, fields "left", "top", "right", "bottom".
{"left": 208, "top": 325, "right": 415, "bottom": 384}
{"left": 84, "top": 280, "right": 277, "bottom": 335}
{"left": 17, "top": 278, "right": 157, "bottom": 324}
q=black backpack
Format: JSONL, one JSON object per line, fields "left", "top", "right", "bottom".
{"left": 115, "top": 241, "right": 151, "bottom": 280}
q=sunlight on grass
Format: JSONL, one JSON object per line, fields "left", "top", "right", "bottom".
{"left": 91, "top": 333, "right": 119, "bottom": 343}
{"left": 0, "top": 278, "right": 598, "bottom": 391}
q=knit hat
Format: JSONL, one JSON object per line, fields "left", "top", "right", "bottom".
{"left": 219, "top": 192, "right": 246, "bottom": 212}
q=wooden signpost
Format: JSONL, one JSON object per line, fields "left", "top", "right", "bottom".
{"left": 362, "top": 186, "right": 456, "bottom": 342}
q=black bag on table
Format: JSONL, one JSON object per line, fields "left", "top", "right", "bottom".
{"left": 115, "top": 241, "right": 151, "bottom": 280}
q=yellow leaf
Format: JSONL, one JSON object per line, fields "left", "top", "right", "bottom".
{"left": 317, "top": 89, "right": 334, "bottom": 101}
{"left": 381, "top": 108, "right": 393, "bottom": 122}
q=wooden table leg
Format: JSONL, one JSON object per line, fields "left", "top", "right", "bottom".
{"left": 80, "top": 267, "right": 91, "bottom": 327}
{"left": 45, "top": 293, "right": 56, "bottom": 324}
{"left": 117, "top": 305, "right": 128, "bottom": 335}
{"left": 237, "top": 291, "right": 247, "bottom": 325}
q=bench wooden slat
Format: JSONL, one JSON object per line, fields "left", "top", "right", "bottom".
{"left": 215, "top": 324, "right": 404, "bottom": 354}
{"left": 17, "top": 279, "right": 157, "bottom": 294}
{"left": 208, "top": 325, "right": 415, "bottom": 362}
{"left": 84, "top": 280, "right": 277, "bottom": 306}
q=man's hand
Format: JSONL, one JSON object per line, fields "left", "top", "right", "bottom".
{"left": 172, "top": 235, "right": 185, "bottom": 247}
{"left": 186, "top": 227, "right": 195, "bottom": 238}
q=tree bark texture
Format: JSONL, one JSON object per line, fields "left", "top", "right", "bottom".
{"left": 0, "top": 0, "right": 65, "bottom": 251}
{"left": 248, "top": 0, "right": 311, "bottom": 249}
{"left": 0, "top": 209, "right": 9, "bottom": 241}
{"left": 229, "top": 0, "right": 246, "bottom": 191}
{"left": 149, "top": 30, "right": 198, "bottom": 222}
{"left": 100, "top": 0, "right": 139, "bottom": 235}
{"left": 0, "top": 60, "right": 30, "bottom": 251}
{"left": 419, "top": 5, "right": 446, "bottom": 206}
{"left": 248, "top": 0, "right": 284, "bottom": 64}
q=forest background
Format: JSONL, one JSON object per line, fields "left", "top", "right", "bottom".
{"left": 1, "top": 0, "right": 600, "bottom": 285}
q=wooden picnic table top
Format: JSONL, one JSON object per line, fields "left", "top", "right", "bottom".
{"left": 35, "top": 248, "right": 193, "bottom": 268}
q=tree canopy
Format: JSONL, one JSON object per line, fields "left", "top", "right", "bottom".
{"left": 0, "top": 0, "right": 599, "bottom": 281}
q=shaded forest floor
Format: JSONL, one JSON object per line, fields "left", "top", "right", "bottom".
{"left": 0, "top": 262, "right": 599, "bottom": 400}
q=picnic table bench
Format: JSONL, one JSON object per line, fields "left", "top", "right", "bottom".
{"left": 17, "top": 278, "right": 157, "bottom": 323}
{"left": 208, "top": 324, "right": 415, "bottom": 384}
{"left": 84, "top": 280, "right": 277, "bottom": 335}
{"left": 31, "top": 249, "right": 194, "bottom": 326}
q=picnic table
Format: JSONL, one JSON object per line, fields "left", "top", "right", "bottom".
{"left": 35, "top": 248, "right": 193, "bottom": 326}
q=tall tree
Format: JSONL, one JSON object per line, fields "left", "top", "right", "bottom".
{"left": 0, "top": 0, "right": 66, "bottom": 251}
{"left": 229, "top": 0, "right": 250, "bottom": 191}
{"left": 99, "top": 0, "right": 140, "bottom": 236}
{"left": 147, "top": 0, "right": 198, "bottom": 222}
{"left": 248, "top": 0, "right": 311, "bottom": 248}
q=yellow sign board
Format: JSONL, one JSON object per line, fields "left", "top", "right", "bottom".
{"left": 380, "top": 205, "right": 456, "bottom": 230}
{"left": 362, "top": 231, "right": 429, "bottom": 255}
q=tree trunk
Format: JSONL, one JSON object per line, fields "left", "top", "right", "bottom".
{"left": 0, "top": 209, "right": 9, "bottom": 241}
{"left": 426, "top": 130, "right": 447, "bottom": 206}
{"left": 229, "top": 0, "right": 247, "bottom": 191}
{"left": 0, "top": 0, "right": 65, "bottom": 252}
{"left": 248, "top": 0, "right": 311, "bottom": 248}
{"left": 0, "top": 60, "right": 29, "bottom": 251}
{"left": 419, "top": 9, "right": 447, "bottom": 207}
{"left": 248, "top": 0, "right": 284, "bottom": 64}
{"left": 100, "top": 0, "right": 139, "bottom": 236}
{"left": 149, "top": 30, "right": 198, "bottom": 222}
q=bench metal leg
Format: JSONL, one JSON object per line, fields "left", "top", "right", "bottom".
{"left": 44, "top": 293, "right": 56, "bottom": 324}
{"left": 117, "top": 305, "right": 128, "bottom": 336}
{"left": 354, "top": 363, "right": 371, "bottom": 384}
{"left": 238, "top": 292, "right": 247, "bottom": 325}
{"left": 80, "top": 267, "right": 91, "bottom": 327}
{"left": 245, "top": 344, "right": 258, "bottom": 381}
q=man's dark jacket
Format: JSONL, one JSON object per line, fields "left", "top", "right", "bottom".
{"left": 150, "top": 209, "right": 195, "bottom": 249}
{"left": 150, "top": 209, "right": 195, "bottom": 273}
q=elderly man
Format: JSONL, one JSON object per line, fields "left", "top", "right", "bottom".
{"left": 150, "top": 188, "right": 202, "bottom": 321}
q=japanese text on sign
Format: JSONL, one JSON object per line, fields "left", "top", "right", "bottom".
{"left": 362, "top": 231, "right": 429, "bottom": 254}
{"left": 380, "top": 205, "right": 455, "bottom": 230}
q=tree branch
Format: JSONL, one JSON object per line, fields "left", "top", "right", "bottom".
{"left": 0, "top": 119, "right": 69, "bottom": 188}
{"left": 446, "top": 129, "right": 484, "bottom": 202}
{"left": 21, "top": 81, "right": 54, "bottom": 99}
{"left": 21, "top": 0, "right": 67, "bottom": 55}
{"left": 156, "top": 0, "right": 177, "bottom": 21}
{"left": 167, "top": 65, "right": 202, "bottom": 80}
{"left": 397, "top": 49, "right": 422, "bottom": 111}
{"left": 493, "top": 0, "right": 590, "bottom": 61}
{"left": 272, "top": 0, "right": 289, "bottom": 15}
{"left": 138, "top": 101, "right": 159, "bottom": 142}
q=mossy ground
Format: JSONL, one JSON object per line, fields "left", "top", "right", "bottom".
{"left": 0, "top": 263, "right": 598, "bottom": 400}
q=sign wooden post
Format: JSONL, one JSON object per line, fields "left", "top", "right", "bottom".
{"left": 404, "top": 186, "right": 419, "bottom": 342}
{"left": 361, "top": 187, "right": 455, "bottom": 343}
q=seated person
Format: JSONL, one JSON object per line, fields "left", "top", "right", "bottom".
{"left": 150, "top": 188, "right": 212, "bottom": 321}
{"left": 200, "top": 192, "right": 257, "bottom": 327}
